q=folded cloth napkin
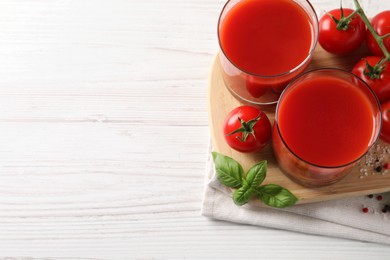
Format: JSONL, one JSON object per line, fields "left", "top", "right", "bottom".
{"left": 201, "top": 145, "right": 390, "bottom": 245}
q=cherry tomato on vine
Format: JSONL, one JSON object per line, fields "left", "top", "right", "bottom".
{"left": 223, "top": 106, "right": 271, "bottom": 153}
{"left": 366, "top": 11, "right": 390, "bottom": 56}
{"left": 352, "top": 56, "right": 390, "bottom": 103}
{"left": 381, "top": 100, "right": 390, "bottom": 144}
{"left": 319, "top": 8, "right": 365, "bottom": 55}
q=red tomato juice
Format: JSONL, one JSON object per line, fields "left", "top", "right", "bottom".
{"left": 277, "top": 75, "right": 375, "bottom": 167}
{"left": 219, "top": 0, "right": 313, "bottom": 75}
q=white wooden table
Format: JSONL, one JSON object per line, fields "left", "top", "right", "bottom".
{"left": 1, "top": 0, "right": 390, "bottom": 258}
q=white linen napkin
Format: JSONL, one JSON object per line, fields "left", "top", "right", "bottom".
{"left": 201, "top": 145, "right": 390, "bottom": 245}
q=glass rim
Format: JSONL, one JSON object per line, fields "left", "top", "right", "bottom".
{"left": 217, "top": 0, "right": 319, "bottom": 79}
{"left": 274, "top": 68, "right": 382, "bottom": 169}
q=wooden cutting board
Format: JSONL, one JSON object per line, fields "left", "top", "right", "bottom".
{"left": 208, "top": 45, "right": 390, "bottom": 204}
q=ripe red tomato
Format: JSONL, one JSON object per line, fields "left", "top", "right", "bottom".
{"left": 366, "top": 11, "right": 390, "bottom": 56}
{"left": 352, "top": 56, "right": 390, "bottom": 103}
{"left": 381, "top": 100, "right": 390, "bottom": 144}
{"left": 319, "top": 8, "right": 365, "bottom": 55}
{"left": 245, "top": 75, "right": 267, "bottom": 98}
{"left": 223, "top": 106, "right": 271, "bottom": 153}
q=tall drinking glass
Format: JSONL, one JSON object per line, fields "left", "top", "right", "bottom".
{"left": 218, "top": 0, "right": 319, "bottom": 105}
{"left": 273, "top": 69, "right": 381, "bottom": 187}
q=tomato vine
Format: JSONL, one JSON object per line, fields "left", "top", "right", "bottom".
{"left": 354, "top": 0, "right": 390, "bottom": 66}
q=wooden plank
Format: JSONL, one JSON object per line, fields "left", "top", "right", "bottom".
{"left": 0, "top": 0, "right": 390, "bottom": 258}
{"left": 208, "top": 45, "right": 390, "bottom": 204}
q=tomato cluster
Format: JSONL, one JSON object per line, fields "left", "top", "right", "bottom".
{"left": 319, "top": 8, "right": 390, "bottom": 143}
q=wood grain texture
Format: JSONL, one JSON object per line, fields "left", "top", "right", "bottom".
{"left": 0, "top": 0, "right": 389, "bottom": 259}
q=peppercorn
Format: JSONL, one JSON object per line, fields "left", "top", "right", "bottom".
{"left": 362, "top": 207, "right": 369, "bottom": 213}
{"left": 375, "top": 166, "right": 382, "bottom": 172}
{"left": 367, "top": 194, "right": 374, "bottom": 198}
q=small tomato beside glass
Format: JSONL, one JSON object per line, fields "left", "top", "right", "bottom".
{"left": 319, "top": 8, "right": 365, "bottom": 55}
{"left": 366, "top": 11, "right": 390, "bottom": 56}
{"left": 381, "top": 100, "right": 390, "bottom": 144}
{"left": 223, "top": 106, "right": 271, "bottom": 153}
{"left": 352, "top": 56, "right": 390, "bottom": 103}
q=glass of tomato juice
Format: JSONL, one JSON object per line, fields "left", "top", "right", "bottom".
{"left": 273, "top": 69, "right": 381, "bottom": 187}
{"left": 218, "top": 0, "right": 319, "bottom": 105}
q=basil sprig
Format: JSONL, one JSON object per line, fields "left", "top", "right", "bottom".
{"left": 212, "top": 152, "right": 298, "bottom": 208}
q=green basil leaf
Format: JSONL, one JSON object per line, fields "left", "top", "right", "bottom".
{"left": 245, "top": 160, "right": 267, "bottom": 188}
{"left": 233, "top": 181, "right": 254, "bottom": 206}
{"left": 256, "top": 184, "right": 298, "bottom": 208}
{"left": 212, "top": 152, "right": 243, "bottom": 188}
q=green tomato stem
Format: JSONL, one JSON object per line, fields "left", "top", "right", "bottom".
{"left": 354, "top": 0, "right": 390, "bottom": 66}
{"left": 381, "top": 33, "right": 390, "bottom": 40}
{"left": 331, "top": 8, "right": 360, "bottom": 31}
{"left": 344, "top": 8, "right": 359, "bottom": 20}
{"left": 225, "top": 116, "right": 261, "bottom": 142}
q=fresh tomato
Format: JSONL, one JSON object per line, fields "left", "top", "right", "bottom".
{"left": 366, "top": 11, "right": 390, "bottom": 56}
{"left": 352, "top": 56, "right": 390, "bottom": 103}
{"left": 381, "top": 100, "right": 390, "bottom": 144}
{"left": 223, "top": 106, "right": 271, "bottom": 153}
{"left": 245, "top": 75, "right": 267, "bottom": 98}
{"left": 245, "top": 75, "right": 285, "bottom": 98}
{"left": 319, "top": 8, "right": 365, "bottom": 55}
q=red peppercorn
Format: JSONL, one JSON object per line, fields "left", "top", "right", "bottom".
{"left": 377, "top": 195, "right": 383, "bottom": 201}
{"left": 362, "top": 207, "right": 369, "bottom": 213}
{"left": 384, "top": 163, "right": 390, "bottom": 169}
